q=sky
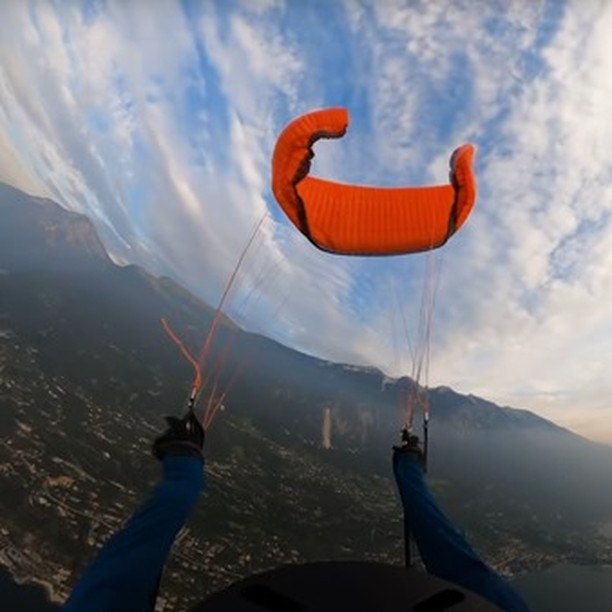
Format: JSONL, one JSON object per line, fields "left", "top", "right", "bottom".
{"left": 1, "top": 0, "right": 612, "bottom": 443}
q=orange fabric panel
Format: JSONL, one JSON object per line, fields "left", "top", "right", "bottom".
{"left": 450, "top": 144, "right": 476, "bottom": 234}
{"left": 271, "top": 108, "right": 476, "bottom": 256}
{"left": 298, "top": 178, "right": 455, "bottom": 255}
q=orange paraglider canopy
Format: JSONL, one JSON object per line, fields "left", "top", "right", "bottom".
{"left": 271, "top": 108, "right": 476, "bottom": 255}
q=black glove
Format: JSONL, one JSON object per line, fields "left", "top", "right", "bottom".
{"left": 393, "top": 427, "right": 425, "bottom": 466}
{"left": 152, "top": 409, "right": 205, "bottom": 461}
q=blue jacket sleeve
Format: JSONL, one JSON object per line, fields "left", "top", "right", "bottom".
{"left": 393, "top": 452, "right": 530, "bottom": 612}
{"left": 63, "top": 455, "right": 205, "bottom": 612}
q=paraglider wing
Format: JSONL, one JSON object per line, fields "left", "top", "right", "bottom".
{"left": 271, "top": 108, "right": 476, "bottom": 256}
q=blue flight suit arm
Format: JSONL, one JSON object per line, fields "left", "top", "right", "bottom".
{"left": 393, "top": 452, "right": 530, "bottom": 612}
{"left": 64, "top": 455, "right": 205, "bottom": 612}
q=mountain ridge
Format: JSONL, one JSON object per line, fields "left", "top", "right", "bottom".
{"left": 0, "top": 180, "right": 579, "bottom": 437}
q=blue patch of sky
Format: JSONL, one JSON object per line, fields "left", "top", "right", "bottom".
{"left": 482, "top": 0, "right": 566, "bottom": 76}
{"left": 27, "top": 0, "right": 41, "bottom": 35}
{"left": 110, "top": 72, "right": 135, "bottom": 126}
{"left": 467, "top": 0, "right": 566, "bottom": 232}
{"left": 126, "top": 182, "right": 148, "bottom": 241}
{"left": 525, "top": 0, "right": 568, "bottom": 77}
{"left": 85, "top": 109, "right": 110, "bottom": 135}
{"left": 120, "top": 130, "right": 149, "bottom": 231}
{"left": 340, "top": 252, "right": 435, "bottom": 332}
{"left": 516, "top": 281, "right": 543, "bottom": 318}
{"left": 344, "top": 28, "right": 467, "bottom": 186}
{"left": 548, "top": 211, "right": 610, "bottom": 283}
{"left": 180, "top": 0, "right": 232, "bottom": 171}
{"left": 282, "top": 2, "right": 371, "bottom": 115}
{"left": 144, "top": 75, "right": 165, "bottom": 106}
{"left": 477, "top": 0, "right": 566, "bottom": 153}
{"left": 513, "top": 209, "right": 608, "bottom": 316}
{"left": 80, "top": 0, "right": 107, "bottom": 27}
{"left": 412, "top": 51, "right": 475, "bottom": 153}
{"left": 132, "top": 132, "right": 148, "bottom": 161}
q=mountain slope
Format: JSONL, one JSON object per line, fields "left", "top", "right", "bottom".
{"left": 0, "top": 183, "right": 110, "bottom": 272}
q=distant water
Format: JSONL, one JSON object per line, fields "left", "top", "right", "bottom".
{"left": 0, "top": 565, "right": 60, "bottom": 611}
{"left": 514, "top": 564, "right": 612, "bottom": 612}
